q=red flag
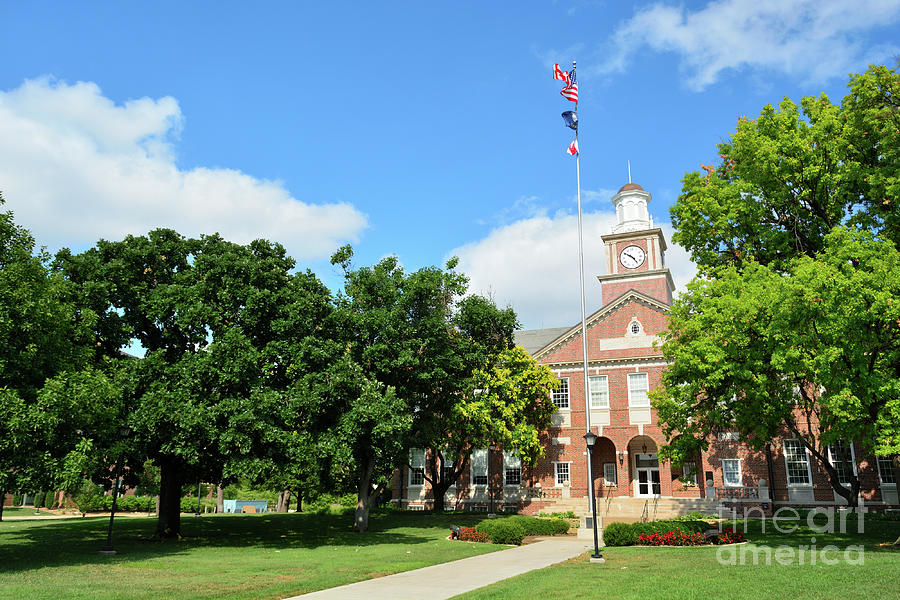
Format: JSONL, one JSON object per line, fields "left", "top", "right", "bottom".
{"left": 552, "top": 64, "right": 570, "bottom": 85}
{"left": 561, "top": 82, "right": 578, "bottom": 102}
{"left": 567, "top": 139, "right": 579, "bottom": 156}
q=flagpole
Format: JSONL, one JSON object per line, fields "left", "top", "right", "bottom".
{"left": 570, "top": 60, "right": 597, "bottom": 548}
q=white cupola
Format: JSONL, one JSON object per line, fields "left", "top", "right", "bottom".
{"left": 611, "top": 183, "right": 653, "bottom": 233}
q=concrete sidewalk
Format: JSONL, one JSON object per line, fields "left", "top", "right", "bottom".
{"left": 285, "top": 537, "right": 592, "bottom": 600}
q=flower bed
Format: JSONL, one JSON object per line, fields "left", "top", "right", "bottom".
{"left": 458, "top": 527, "right": 490, "bottom": 543}
{"left": 638, "top": 530, "right": 706, "bottom": 546}
{"left": 604, "top": 520, "right": 746, "bottom": 547}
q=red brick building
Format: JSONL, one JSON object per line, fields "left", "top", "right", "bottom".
{"left": 392, "top": 183, "right": 898, "bottom": 517}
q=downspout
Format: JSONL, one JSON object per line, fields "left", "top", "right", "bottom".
{"left": 765, "top": 442, "right": 778, "bottom": 514}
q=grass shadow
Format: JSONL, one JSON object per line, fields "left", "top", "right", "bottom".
{"left": 0, "top": 510, "right": 490, "bottom": 575}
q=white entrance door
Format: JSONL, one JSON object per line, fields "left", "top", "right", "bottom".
{"left": 635, "top": 453, "right": 661, "bottom": 497}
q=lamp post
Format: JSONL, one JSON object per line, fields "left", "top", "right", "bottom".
{"left": 488, "top": 442, "right": 497, "bottom": 515}
{"left": 100, "top": 425, "right": 132, "bottom": 555}
{"left": 583, "top": 432, "right": 603, "bottom": 562}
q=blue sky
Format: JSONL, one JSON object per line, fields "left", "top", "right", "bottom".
{"left": 2, "top": 1, "right": 899, "bottom": 329}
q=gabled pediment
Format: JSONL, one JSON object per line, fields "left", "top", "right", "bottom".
{"left": 530, "top": 289, "right": 669, "bottom": 361}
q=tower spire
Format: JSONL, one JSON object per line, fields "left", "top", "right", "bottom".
{"left": 627, "top": 160, "right": 631, "bottom": 184}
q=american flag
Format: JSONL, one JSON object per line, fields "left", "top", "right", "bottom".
{"left": 560, "top": 68, "right": 578, "bottom": 102}
{"left": 567, "top": 139, "right": 579, "bottom": 156}
{"left": 552, "top": 63, "right": 570, "bottom": 86}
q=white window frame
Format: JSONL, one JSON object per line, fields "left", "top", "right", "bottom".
{"left": 682, "top": 461, "right": 698, "bottom": 485}
{"left": 603, "top": 462, "right": 617, "bottom": 486}
{"left": 470, "top": 448, "right": 488, "bottom": 487}
{"left": 628, "top": 373, "right": 650, "bottom": 408}
{"left": 554, "top": 462, "right": 571, "bottom": 487}
{"left": 503, "top": 451, "right": 521, "bottom": 486}
{"left": 722, "top": 459, "right": 742, "bottom": 487}
{"left": 783, "top": 439, "right": 813, "bottom": 486}
{"left": 877, "top": 456, "right": 896, "bottom": 485}
{"left": 552, "top": 377, "right": 570, "bottom": 409}
{"left": 589, "top": 375, "right": 609, "bottom": 409}
{"left": 717, "top": 431, "right": 739, "bottom": 441}
{"left": 440, "top": 453, "right": 457, "bottom": 488}
{"left": 408, "top": 448, "right": 425, "bottom": 487}
{"left": 827, "top": 441, "right": 858, "bottom": 486}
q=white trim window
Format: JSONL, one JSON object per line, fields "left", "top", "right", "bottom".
{"left": 783, "top": 439, "right": 813, "bottom": 486}
{"left": 471, "top": 448, "right": 488, "bottom": 486}
{"left": 589, "top": 375, "right": 609, "bottom": 409}
{"left": 503, "top": 451, "right": 521, "bottom": 486}
{"left": 554, "top": 462, "right": 571, "bottom": 487}
{"left": 722, "top": 459, "right": 741, "bottom": 487}
{"left": 552, "top": 378, "right": 570, "bottom": 409}
{"left": 441, "top": 454, "right": 457, "bottom": 487}
{"left": 408, "top": 448, "right": 425, "bottom": 487}
{"left": 682, "top": 461, "right": 698, "bottom": 485}
{"left": 877, "top": 456, "right": 896, "bottom": 484}
{"left": 628, "top": 373, "right": 650, "bottom": 408}
{"left": 603, "top": 462, "right": 617, "bottom": 486}
{"left": 827, "top": 441, "right": 857, "bottom": 485}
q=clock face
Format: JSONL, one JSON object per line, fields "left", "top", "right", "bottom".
{"left": 620, "top": 245, "right": 646, "bottom": 269}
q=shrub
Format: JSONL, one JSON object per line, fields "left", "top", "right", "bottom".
{"left": 477, "top": 519, "right": 525, "bottom": 545}
{"left": 72, "top": 480, "right": 104, "bottom": 514}
{"left": 602, "top": 521, "right": 636, "bottom": 546}
{"left": 181, "top": 495, "right": 201, "bottom": 513}
{"left": 305, "top": 492, "right": 356, "bottom": 514}
{"left": 33, "top": 491, "right": 45, "bottom": 509}
{"left": 539, "top": 510, "right": 575, "bottom": 519}
{"left": 603, "top": 520, "right": 710, "bottom": 546}
{"left": 12, "top": 493, "right": 22, "bottom": 506}
{"left": 458, "top": 527, "right": 490, "bottom": 543}
{"left": 505, "top": 515, "right": 570, "bottom": 536}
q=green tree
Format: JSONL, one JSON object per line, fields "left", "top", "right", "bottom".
{"left": 672, "top": 63, "right": 899, "bottom": 271}
{"left": 421, "top": 343, "right": 559, "bottom": 512}
{"left": 0, "top": 195, "right": 100, "bottom": 520}
{"left": 329, "top": 246, "right": 485, "bottom": 531}
{"left": 56, "top": 230, "right": 330, "bottom": 538}
{"left": 657, "top": 63, "right": 900, "bottom": 506}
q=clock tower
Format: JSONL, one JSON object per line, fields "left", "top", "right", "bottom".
{"left": 597, "top": 182, "right": 675, "bottom": 305}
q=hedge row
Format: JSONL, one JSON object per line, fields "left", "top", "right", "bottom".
{"left": 77, "top": 494, "right": 157, "bottom": 513}
{"left": 474, "top": 515, "right": 570, "bottom": 545}
{"left": 603, "top": 520, "right": 710, "bottom": 546}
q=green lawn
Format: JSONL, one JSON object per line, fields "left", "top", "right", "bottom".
{"left": 452, "top": 517, "right": 900, "bottom": 600}
{"left": 0, "top": 510, "right": 502, "bottom": 600}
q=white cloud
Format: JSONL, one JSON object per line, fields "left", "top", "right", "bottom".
{"left": 450, "top": 208, "right": 697, "bottom": 330}
{"left": 0, "top": 78, "right": 367, "bottom": 259}
{"left": 597, "top": 0, "right": 900, "bottom": 90}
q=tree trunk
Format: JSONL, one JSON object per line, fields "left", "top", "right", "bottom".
{"left": 154, "top": 495, "right": 160, "bottom": 516}
{"left": 354, "top": 457, "right": 376, "bottom": 532}
{"left": 296, "top": 489, "right": 302, "bottom": 512}
{"left": 276, "top": 491, "right": 284, "bottom": 513}
{"left": 0, "top": 491, "right": 5, "bottom": 522}
{"left": 431, "top": 480, "right": 451, "bottom": 512}
{"left": 154, "top": 460, "right": 183, "bottom": 539}
{"left": 216, "top": 485, "right": 224, "bottom": 514}
{"left": 282, "top": 489, "right": 291, "bottom": 512}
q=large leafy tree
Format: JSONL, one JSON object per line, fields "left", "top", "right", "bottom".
{"left": 0, "top": 195, "right": 102, "bottom": 519}
{"left": 672, "top": 63, "right": 898, "bottom": 271}
{"left": 56, "top": 230, "right": 330, "bottom": 538}
{"left": 656, "top": 63, "right": 900, "bottom": 506}
{"left": 328, "top": 246, "right": 469, "bottom": 531}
